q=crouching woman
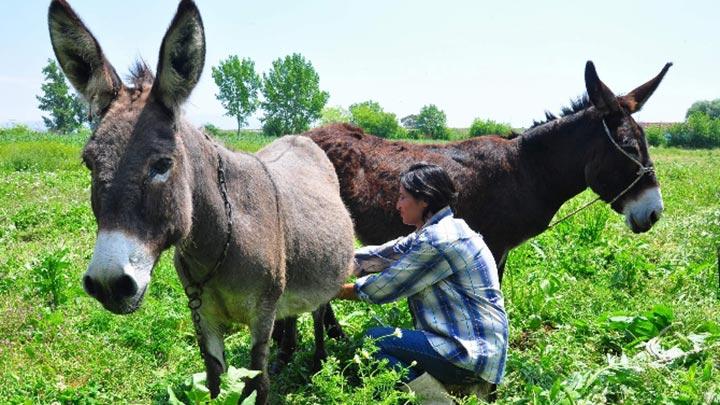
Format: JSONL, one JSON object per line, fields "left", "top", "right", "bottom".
{"left": 335, "top": 163, "right": 508, "bottom": 402}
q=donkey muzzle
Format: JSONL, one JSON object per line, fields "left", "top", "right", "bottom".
{"left": 84, "top": 230, "right": 155, "bottom": 314}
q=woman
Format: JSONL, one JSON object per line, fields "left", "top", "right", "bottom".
{"left": 335, "top": 162, "right": 508, "bottom": 401}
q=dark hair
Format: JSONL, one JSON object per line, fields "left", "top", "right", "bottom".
{"left": 400, "top": 162, "right": 458, "bottom": 219}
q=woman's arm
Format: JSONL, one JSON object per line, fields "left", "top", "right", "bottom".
{"left": 355, "top": 238, "right": 454, "bottom": 304}
{"left": 354, "top": 234, "right": 415, "bottom": 276}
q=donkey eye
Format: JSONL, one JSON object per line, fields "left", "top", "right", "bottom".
{"left": 150, "top": 158, "right": 173, "bottom": 177}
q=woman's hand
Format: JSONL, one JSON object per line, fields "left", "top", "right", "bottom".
{"left": 335, "top": 283, "right": 360, "bottom": 301}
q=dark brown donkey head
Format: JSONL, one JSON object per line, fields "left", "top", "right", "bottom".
{"left": 48, "top": 0, "right": 206, "bottom": 313}
{"left": 582, "top": 61, "right": 670, "bottom": 232}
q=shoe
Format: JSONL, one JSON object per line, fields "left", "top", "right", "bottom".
{"left": 403, "top": 372, "right": 454, "bottom": 405}
{"left": 446, "top": 380, "right": 494, "bottom": 402}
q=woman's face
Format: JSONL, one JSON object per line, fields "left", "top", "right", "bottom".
{"left": 397, "top": 185, "right": 429, "bottom": 229}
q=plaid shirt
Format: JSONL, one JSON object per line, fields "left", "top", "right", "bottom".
{"left": 354, "top": 207, "right": 508, "bottom": 384}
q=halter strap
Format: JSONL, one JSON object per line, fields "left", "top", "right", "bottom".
{"left": 547, "top": 119, "right": 654, "bottom": 229}
{"left": 601, "top": 120, "right": 654, "bottom": 177}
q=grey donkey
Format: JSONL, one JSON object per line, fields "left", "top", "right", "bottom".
{"left": 47, "top": 0, "right": 355, "bottom": 402}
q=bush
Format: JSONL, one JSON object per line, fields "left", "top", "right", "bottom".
{"left": 202, "top": 123, "right": 223, "bottom": 138}
{"left": 260, "top": 116, "right": 287, "bottom": 137}
{"left": 644, "top": 125, "right": 667, "bottom": 147}
{"left": 666, "top": 112, "right": 720, "bottom": 148}
{"left": 405, "top": 129, "right": 421, "bottom": 139}
{"left": 388, "top": 126, "right": 409, "bottom": 139}
{"left": 319, "top": 105, "right": 351, "bottom": 126}
{"left": 469, "top": 118, "right": 512, "bottom": 137}
{"left": 410, "top": 128, "right": 468, "bottom": 142}
{"left": 446, "top": 128, "right": 469, "bottom": 141}
{"left": 349, "top": 100, "right": 402, "bottom": 138}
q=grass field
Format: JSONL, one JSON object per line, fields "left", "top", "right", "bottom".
{"left": 1, "top": 129, "right": 718, "bottom": 404}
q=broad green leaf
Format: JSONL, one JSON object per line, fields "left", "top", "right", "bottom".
{"left": 167, "top": 386, "right": 184, "bottom": 405}
{"left": 629, "top": 316, "right": 659, "bottom": 339}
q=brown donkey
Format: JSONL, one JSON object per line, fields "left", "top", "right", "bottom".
{"left": 310, "top": 61, "right": 670, "bottom": 275}
{"left": 48, "top": 1, "right": 354, "bottom": 403}
{"left": 273, "top": 61, "right": 672, "bottom": 364}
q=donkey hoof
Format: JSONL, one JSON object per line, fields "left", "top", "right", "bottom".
{"left": 242, "top": 375, "right": 269, "bottom": 405}
{"left": 311, "top": 353, "right": 326, "bottom": 373}
{"left": 327, "top": 327, "right": 346, "bottom": 340}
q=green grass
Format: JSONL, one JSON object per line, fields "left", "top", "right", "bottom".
{"left": 1, "top": 129, "right": 718, "bottom": 404}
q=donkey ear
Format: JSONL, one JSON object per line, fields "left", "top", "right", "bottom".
{"left": 48, "top": 0, "right": 121, "bottom": 115}
{"left": 585, "top": 61, "right": 621, "bottom": 115}
{"left": 620, "top": 63, "right": 673, "bottom": 114}
{"left": 152, "top": 0, "right": 206, "bottom": 113}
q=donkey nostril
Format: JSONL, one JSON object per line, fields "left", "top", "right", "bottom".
{"left": 649, "top": 210, "right": 660, "bottom": 224}
{"left": 112, "top": 274, "right": 138, "bottom": 300}
{"left": 83, "top": 275, "right": 97, "bottom": 297}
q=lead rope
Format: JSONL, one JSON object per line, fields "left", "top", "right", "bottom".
{"left": 546, "top": 119, "right": 655, "bottom": 229}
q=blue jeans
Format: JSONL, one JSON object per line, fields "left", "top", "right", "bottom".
{"left": 365, "top": 327, "right": 482, "bottom": 385}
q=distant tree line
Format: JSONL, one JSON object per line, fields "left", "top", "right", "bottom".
{"left": 35, "top": 53, "right": 515, "bottom": 140}
{"left": 212, "top": 53, "right": 515, "bottom": 140}
{"left": 645, "top": 98, "right": 720, "bottom": 148}
{"left": 320, "top": 101, "right": 513, "bottom": 141}
{"left": 36, "top": 55, "right": 718, "bottom": 147}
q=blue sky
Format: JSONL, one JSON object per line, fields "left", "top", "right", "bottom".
{"left": 1, "top": 0, "right": 718, "bottom": 129}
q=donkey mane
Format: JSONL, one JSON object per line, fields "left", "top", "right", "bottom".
{"left": 530, "top": 93, "right": 591, "bottom": 128}
{"left": 127, "top": 59, "right": 155, "bottom": 89}
{"left": 520, "top": 100, "right": 596, "bottom": 150}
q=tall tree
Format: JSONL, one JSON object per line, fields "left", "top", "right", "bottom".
{"left": 36, "top": 59, "right": 87, "bottom": 133}
{"left": 401, "top": 114, "right": 419, "bottom": 130}
{"left": 211, "top": 56, "right": 261, "bottom": 134}
{"left": 686, "top": 98, "right": 720, "bottom": 119}
{"left": 261, "top": 53, "right": 329, "bottom": 136}
{"left": 416, "top": 104, "right": 448, "bottom": 139}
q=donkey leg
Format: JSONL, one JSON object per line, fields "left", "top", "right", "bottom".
{"left": 196, "top": 317, "right": 226, "bottom": 398}
{"left": 270, "top": 316, "right": 298, "bottom": 375}
{"left": 271, "top": 318, "right": 285, "bottom": 346}
{"left": 322, "top": 302, "right": 346, "bottom": 340}
{"left": 311, "top": 306, "right": 327, "bottom": 373}
{"left": 241, "top": 306, "right": 278, "bottom": 405}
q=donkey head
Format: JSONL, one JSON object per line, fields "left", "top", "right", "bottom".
{"left": 583, "top": 61, "right": 671, "bottom": 233}
{"left": 48, "top": 0, "right": 206, "bottom": 313}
